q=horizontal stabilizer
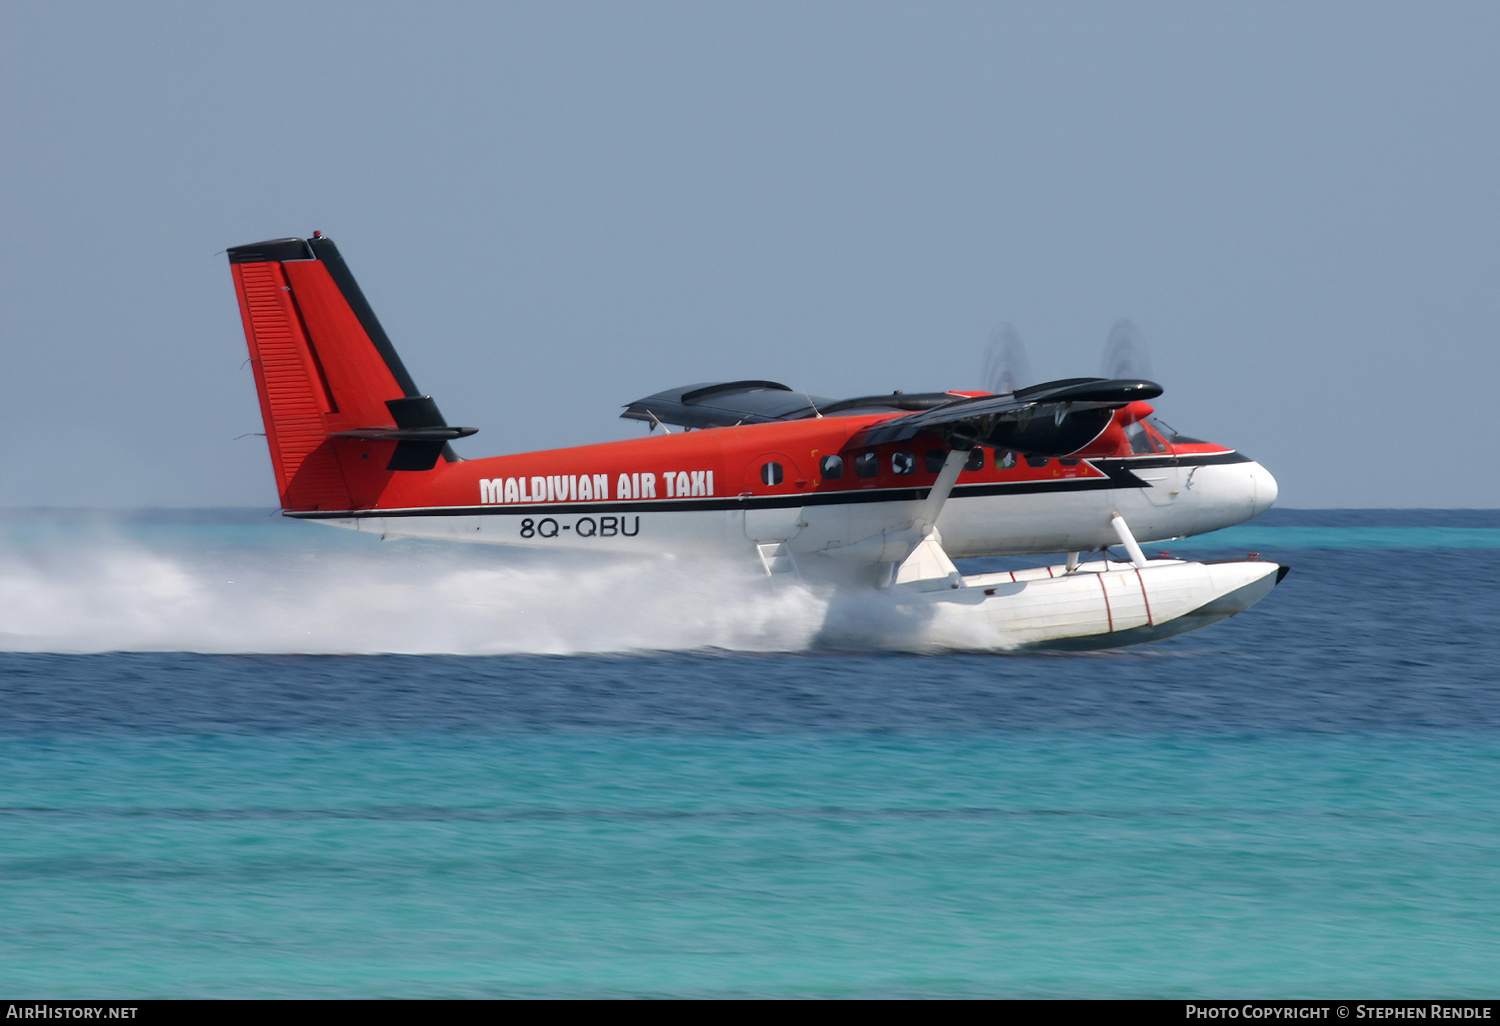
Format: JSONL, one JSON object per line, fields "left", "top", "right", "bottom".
{"left": 327, "top": 396, "right": 477, "bottom": 471}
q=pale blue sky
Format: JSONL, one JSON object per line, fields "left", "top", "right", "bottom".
{"left": 3, "top": 1, "right": 1497, "bottom": 508}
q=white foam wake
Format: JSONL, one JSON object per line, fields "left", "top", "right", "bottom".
{"left": 0, "top": 528, "right": 859, "bottom": 655}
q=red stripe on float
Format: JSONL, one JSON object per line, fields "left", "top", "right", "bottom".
{"left": 1134, "top": 569, "right": 1154, "bottom": 626}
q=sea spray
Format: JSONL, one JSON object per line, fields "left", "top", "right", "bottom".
{"left": 0, "top": 524, "right": 833, "bottom": 655}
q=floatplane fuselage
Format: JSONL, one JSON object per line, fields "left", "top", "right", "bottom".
{"left": 228, "top": 234, "right": 1284, "bottom": 650}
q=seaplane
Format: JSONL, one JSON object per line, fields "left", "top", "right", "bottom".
{"left": 226, "top": 233, "right": 1284, "bottom": 650}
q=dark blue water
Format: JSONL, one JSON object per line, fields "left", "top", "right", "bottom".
{"left": 2, "top": 509, "right": 1497, "bottom": 996}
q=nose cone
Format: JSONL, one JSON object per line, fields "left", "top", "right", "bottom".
{"left": 1187, "top": 456, "right": 1280, "bottom": 535}
{"left": 1248, "top": 461, "right": 1278, "bottom": 518}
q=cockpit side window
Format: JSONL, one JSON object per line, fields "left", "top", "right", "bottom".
{"left": 1124, "top": 421, "right": 1163, "bottom": 454}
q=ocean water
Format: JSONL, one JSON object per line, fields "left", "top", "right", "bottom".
{"left": 1, "top": 508, "right": 1497, "bottom": 997}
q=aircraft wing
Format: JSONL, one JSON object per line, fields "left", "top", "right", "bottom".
{"left": 854, "top": 377, "right": 1163, "bottom": 455}
{"left": 623, "top": 381, "right": 981, "bottom": 431}
{"left": 621, "top": 381, "right": 835, "bottom": 429}
{"left": 622, "top": 375, "right": 1161, "bottom": 456}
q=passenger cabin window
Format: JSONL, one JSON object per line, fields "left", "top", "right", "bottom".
{"left": 1059, "top": 458, "right": 1080, "bottom": 467}
{"left": 923, "top": 448, "right": 985, "bottom": 474}
{"left": 819, "top": 454, "right": 843, "bottom": 480}
{"left": 892, "top": 451, "right": 915, "bottom": 475}
{"left": 761, "top": 462, "right": 783, "bottom": 486}
{"left": 855, "top": 452, "right": 879, "bottom": 478}
{"left": 1026, "top": 455, "right": 1050, "bottom": 468}
{"left": 998, "top": 450, "right": 1018, "bottom": 469}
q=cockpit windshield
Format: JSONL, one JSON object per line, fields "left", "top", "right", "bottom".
{"left": 1146, "top": 415, "right": 1206, "bottom": 446}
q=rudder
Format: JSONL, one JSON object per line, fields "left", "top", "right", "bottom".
{"left": 227, "top": 235, "right": 473, "bottom": 512}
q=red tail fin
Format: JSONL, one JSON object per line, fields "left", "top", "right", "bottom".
{"left": 227, "top": 235, "right": 473, "bottom": 512}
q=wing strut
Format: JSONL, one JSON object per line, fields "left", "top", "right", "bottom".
{"left": 913, "top": 447, "right": 971, "bottom": 535}
{"left": 821, "top": 444, "right": 973, "bottom": 586}
{"left": 890, "top": 446, "right": 972, "bottom": 590}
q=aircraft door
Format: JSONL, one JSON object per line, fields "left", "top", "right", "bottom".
{"left": 1137, "top": 464, "right": 1182, "bottom": 508}
{"left": 1127, "top": 422, "right": 1180, "bottom": 508}
{"left": 742, "top": 451, "right": 807, "bottom": 541}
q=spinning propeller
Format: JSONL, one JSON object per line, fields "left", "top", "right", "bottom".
{"left": 921, "top": 319, "right": 1164, "bottom": 454}
{"left": 981, "top": 323, "right": 1034, "bottom": 396}
{"left": 1099, "top": 319, "right": 1154, "bottom": 382}
{"left": 980, "top": 318, "right": 1156, "bottom": 394}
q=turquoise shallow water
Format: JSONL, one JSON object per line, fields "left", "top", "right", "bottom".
{"left": 2, "top": 509, "right": 1498, "bottom": 996}
{"left": 5, "top": 734, "right": 1497, "bottom": 998}
{"left": 1174, "top": 525, "right": 1500, "bottom": 549}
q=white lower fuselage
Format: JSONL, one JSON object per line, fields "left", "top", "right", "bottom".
{"left": 308, "top": 454, "right": 1278, "bottom": 564}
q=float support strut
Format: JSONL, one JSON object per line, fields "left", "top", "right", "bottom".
{"left": 1110, "top": 512, "right": 1149, "bottom": 569}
